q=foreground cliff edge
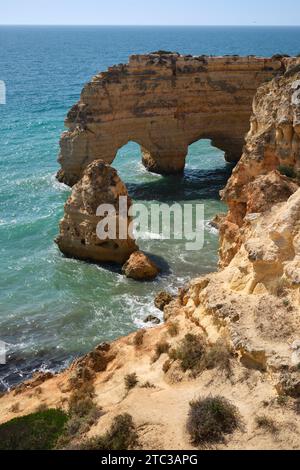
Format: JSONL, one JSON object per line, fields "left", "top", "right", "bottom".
{"left": 1, "top": 55, "right": 300, "bottom": 450}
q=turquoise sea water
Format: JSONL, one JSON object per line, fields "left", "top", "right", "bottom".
{"left": 1, "top": 26, "right": 300, "bottom": 390}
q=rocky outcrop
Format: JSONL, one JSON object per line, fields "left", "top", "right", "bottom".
{"left": 220, "top": 60, "right": 300, "bottom": 267}
{"left": 154, "top": 291, "right": 174, "bottom": 311}
{"left": 184, "top": 66, "right": 300, "bottom": 375}
{"left": 56, "top": 160, "right": 137, "bottom": 264}
{"left": 122, "top": 251, "right": 160, "bottom": 281}
{"left": 57, "top": 54, "right": 284, "bottom": 186}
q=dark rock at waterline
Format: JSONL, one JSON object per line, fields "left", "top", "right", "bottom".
{"left": 144, "top": 315, "right": 161, "bottom": 325}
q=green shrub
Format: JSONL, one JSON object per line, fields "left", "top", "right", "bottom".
{"left": 187, "top": 396, "right": 240, "bottom": 446}
{"left": 56, "top": 406, "right": 103, "bottom": 449}
{"left": 169, "top": 334, "right": 206, "bottom": 372}
{"left": 69, "top": 384, "right": 97, "bottom": 415}
{"left": 10, "top": 403, "right": 20, "bottom": 413}
{"left": 79, "top": 414, "right": 138, "bottom": 450}
{"left": 0, "top": 409, "right": 68, "bottom": 450}
{"left": 68, "top": 389, "right": 95, "bottom": 418}
{"left": 125, "top": 373, "right": 139, "bottom": 391}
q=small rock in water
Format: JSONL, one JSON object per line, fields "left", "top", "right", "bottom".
{"left": 144, "top": 315, "right": 161, "bottom": 325}
{"left": 122, "top": 251, "right": 160, "bottom": 281}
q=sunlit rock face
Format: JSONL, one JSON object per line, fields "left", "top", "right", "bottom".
{"left": 122, "top": 251, "right": 160, "bottom": 281}
{"left": 56, "top": 160, "right": 138, "bottom": 264}
{"left": 220, "top": 59, "right": 300, "bottom": 268}
{"left": 57, "top": 53, "right": 283, "bottom": 186}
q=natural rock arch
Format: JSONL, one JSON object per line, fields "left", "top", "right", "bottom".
{"left": 57, "top": 53, "right": 283, "bottom": 187}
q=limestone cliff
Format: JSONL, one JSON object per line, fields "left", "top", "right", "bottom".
{"left": 220, "top": 59, "right": 300, "bottom": 267}
{"left": 183, "top": 63, "right": 300, "bottom": 386}
{"left": 57, "top": 53, "right": 283, "bottom": 186}
{"left": 56, "top": 160, "right": 137, "bottom": 264}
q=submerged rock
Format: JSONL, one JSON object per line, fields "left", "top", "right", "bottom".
{"left": 122, "top": 252, "right": 160, "bottom": 281}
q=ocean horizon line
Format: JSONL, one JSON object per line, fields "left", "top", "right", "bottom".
{"left": 1, "top": 24, "right": 300, "bottom": 28}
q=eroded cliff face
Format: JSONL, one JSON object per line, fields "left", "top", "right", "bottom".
{"left": 220, "top": 59, "right": 300, "bottom": 267}
{"left": 56, "top": 160, "right": 138, "bottom": 264}
{"left": 57, "top": 53, "right": 283, "bottom": 186}
{"left": 183, "top": 63, "right": 300, "bottom": 379}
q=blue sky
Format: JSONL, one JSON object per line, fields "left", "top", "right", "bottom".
{"left": 1, "top": 0, "right": 300, "bottom": 26}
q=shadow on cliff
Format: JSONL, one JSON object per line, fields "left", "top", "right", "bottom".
{"left": 126, "top": 164, "right": 235, "bottom": 202}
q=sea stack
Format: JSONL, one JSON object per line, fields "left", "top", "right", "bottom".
{"left": 56, "top": 160, "right": 138, "bottom": 264}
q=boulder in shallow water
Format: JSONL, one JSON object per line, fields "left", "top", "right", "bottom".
{"left": 122, "top": 252, "right": 160, "bottom": 281}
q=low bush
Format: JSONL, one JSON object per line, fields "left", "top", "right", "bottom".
{"left": 167, "top": 322, "right": 180, "bottom": 337}
{"left": 202, "top": 340, "right": 232, "bottom": 376}
{"left": 272, "top": 53, "right": 290, "bottom": 59}
{"left": 0, "top": 409, "right": 68, "bottom": 450}
{"left": 79, "top": 414, "right": 138, "bottom": 450}
{"left": 134, "top": 330, "right": 146, "bottom": 347}
{"left": 255, "top": 415, "right": 278, "bottom": 434}
{"left": 151, "top": 50, "right": 178, "bottom": 55}
{"left": 169, "top": 334, "right": 206, "bottom": 372}
{"left": 125, "top": 373, "right": 139, "bottom": 391}
{"left": 187, "top": 396, "right": 240, "bottom": 446}
{"left": 56, "top": 380, "right": 102, "bottom": 449}
{"left": 68, "top": 385, "right": 95, "bottom": 418}
{"left": 9, "top": 403, "right": 20, "bottom": 413}
{"left": 140, "top": 381, "right": 156, "bottom": 389}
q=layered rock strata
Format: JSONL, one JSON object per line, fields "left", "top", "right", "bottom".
{"left": 57, "top": 53, "right": 284, "bottom": 186}
{"left": 183, "top": 63, "right": 300, "bottom": 377}
{"left": 56, "top": 160, "right": 137, "bottom": 264}
{"left": 220, "top": 59, "right": 300, "bottom": 268}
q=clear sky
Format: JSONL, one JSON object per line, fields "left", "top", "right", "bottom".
{"left": 1, "top": 0, "right": 300, "bottom": 26}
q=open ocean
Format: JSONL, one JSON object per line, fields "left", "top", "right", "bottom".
{"left": 1, "top": 26, "right": 300, "bottom": 390}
